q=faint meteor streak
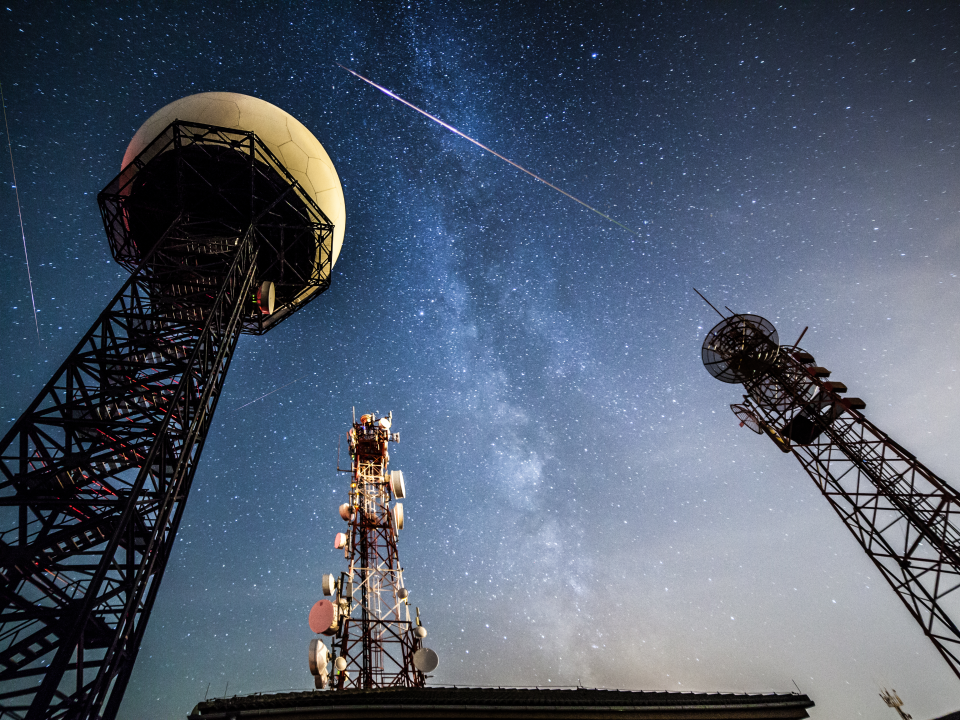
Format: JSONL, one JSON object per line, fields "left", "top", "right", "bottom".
{"left": 1, "top": 81, "right": 41, "bottom": 346}
{"left": 235, "top": 373, "right": 311, "bottom": 411}
{"left": 338, "top": 64, "right": 638, "bottom": 237}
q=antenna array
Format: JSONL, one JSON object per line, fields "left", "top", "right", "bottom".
{"left": 307, "top": 411, "right": 438, "bottom": 689}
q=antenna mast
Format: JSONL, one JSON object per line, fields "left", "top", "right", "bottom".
{"left": 880, "top": 688, "right": 912, "bottom": 720}
{"left": 307, "top": 411, "right": 438, "bottom": 689}
{"left": 701, "top": 311, "right": 960, "bottom": 680}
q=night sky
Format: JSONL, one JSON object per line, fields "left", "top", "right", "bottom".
{"left": 2, "top": 3, "right": 960, "bottom": 718}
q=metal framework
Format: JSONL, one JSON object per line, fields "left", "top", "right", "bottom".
{"left": 0, "top": 121, "right": 334, "bottom": 719}
{"left": 703, "top": 312, "right": 960, "bottom": 681}
{"left": 317, "top": 413, "right": 428, "bottom": 690}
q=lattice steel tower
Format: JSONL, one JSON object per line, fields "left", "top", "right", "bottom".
{"left": 306, "top": 411, "right": 438, "bottom": 690}
{"left": 701, "top": 307, "right": 960, "bottom": 681}
{"left": 0, "top": 93, "right": 346, "bottom": 719}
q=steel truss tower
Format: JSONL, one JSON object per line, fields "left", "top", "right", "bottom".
{"left": 0, "top": 100, "right": 340, "bottom": 720}
{"left": 702, "top": 311, "right": 960, "bottom": 680}
{"left": 307, "top": 412, "right": 437, "bottom": 690}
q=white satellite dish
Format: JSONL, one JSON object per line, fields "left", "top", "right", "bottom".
{"left": 414, "top": 625, "right": 427, "bottom": 639}
{"left": 397, "top": 588, "right": 409, "bottom": 600}
{"left": 339, "top": 503, "right": 353, "bottom": 521}
{"left": 393, "top": 503, "right": 404, "bottom": 531}
{"left": 308, "top": 638, "right": 329, "bottom": 675}
{"left": 334, "top": 656, "right": 347, "bottom": 672}
{"left": 412, "top": 647, "right": 439, "bottom": 673}
{"left": 322, "top": 573, "right": 335, "bottom": 596}
{"left": 390, "top": 470, "right": 406, "bottom": 498}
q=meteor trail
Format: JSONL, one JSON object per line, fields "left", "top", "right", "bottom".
{"left": 1, "top": 81, "right": 41, "bottom": 346}
{"left": 234, "top": 373, "right": 311, "bottom": 411}
{"left": 339, "top": 64, "right": 638, "bottom": 237}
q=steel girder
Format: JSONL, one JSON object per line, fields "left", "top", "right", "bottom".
{"left": 0, "top": 224, "right": 257, "bottom": 719}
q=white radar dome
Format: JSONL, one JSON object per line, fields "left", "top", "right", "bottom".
{"left": 123, "top": 92, "right": 346, "bottom": 268}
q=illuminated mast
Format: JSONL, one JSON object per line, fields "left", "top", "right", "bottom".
{"left": 308, "top": 411, "right": 438, "bottom": 689}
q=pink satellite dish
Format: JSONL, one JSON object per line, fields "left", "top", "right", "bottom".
{"left": 334, "top": 532, "right": 348, "bottom": 549}
{"left": 308, "top": 599, "right": 338, "bottom": 635}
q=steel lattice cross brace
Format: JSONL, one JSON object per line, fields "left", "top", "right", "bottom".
{"left": 702, "top": 312, "right": 960, "bottom": 681}
{"left": 322, "top": 413, "right": 427, "bottom": 689}
{"left": 0, "top": 226, "right": 257, "bottom": 718}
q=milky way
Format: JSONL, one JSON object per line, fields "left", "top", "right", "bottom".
{"left": 2, "top": 4, "right": 960, "bottom": 719}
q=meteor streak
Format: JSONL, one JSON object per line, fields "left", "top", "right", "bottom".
{"left": 339, "top": 64, "right": 638, "bottom": 236}
{"left": 235, "top": 372, "right": 311, "bottom": 411}
{"left": 1, "top": 81, "right": 41, "bottom": 346}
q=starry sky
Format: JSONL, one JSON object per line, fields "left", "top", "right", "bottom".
{"left": 2, "top": 3, "right": 960, "bottom": 719}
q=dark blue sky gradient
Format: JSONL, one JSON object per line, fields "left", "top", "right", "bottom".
{"left": 2, "top": 3, "right": 960, "bottom": 718}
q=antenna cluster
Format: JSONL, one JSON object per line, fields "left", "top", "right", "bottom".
{"left": 307, "top": 411, "right": 438, "bottom": 689}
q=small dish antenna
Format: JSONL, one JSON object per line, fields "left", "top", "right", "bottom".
{"left": 308, "top": 638, "right": 329, "bottom": 675}
{"left": 322, "top": 573, "right": 335, "bottom": 596}
{"left": 390, "top": 470, "right": 406, "bottom": 499}
{"left": 702, "top": 314, "right": 779, "bottom": 384}
{"left": 308, "top": 599, "right": 339, "bottom": 635}
{"left": 412, "top": 647, "right": 439, "bottom": 673}
{"left": 730, "top": 404, "right": 763, "bottom": 434}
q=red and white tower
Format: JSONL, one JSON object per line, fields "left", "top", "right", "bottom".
{"left": 307, "top": 411, "right": 438, "bottom": 689}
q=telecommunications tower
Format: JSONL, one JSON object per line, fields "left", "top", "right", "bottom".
{"left": 0, "top": 93, "right": 346, "bottom": 719}
{"left": 307, "top": 411, "right": 438, "bottom": 690}
{"left": 700, "top": 303, "right": 960, "bottom": 681}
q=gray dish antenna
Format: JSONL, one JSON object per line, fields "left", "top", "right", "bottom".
{"left": 412, "top": 647, "right": 439, "bottom": 673}
{"left": 702, "top": 314, "right": 779, "bottom": 384}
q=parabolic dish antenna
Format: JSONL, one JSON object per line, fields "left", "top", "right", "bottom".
{"left": 390, "top": 470, "right": 406, "bottom": 499}
{"left": 322, "top": 573, "right": 335, "bottom": 596}
{"left": 308, "top": 599, "right": 338, "bottom": 635}
{"left": 702, "top": 314, "right": 779, "bottom": 384}
{"left": 308, "top": 638, "right": 329, "bottom": 675}
{"left": 412, "top": 647, "right": 439, "bottom": 673}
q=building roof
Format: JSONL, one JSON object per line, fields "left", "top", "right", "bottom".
{"left": 189, "top": 686, "right": 814, "bottom": 719}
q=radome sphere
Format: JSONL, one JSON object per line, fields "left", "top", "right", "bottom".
{"left": 123, "top": 92, "right": 345, "bottom": 267}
